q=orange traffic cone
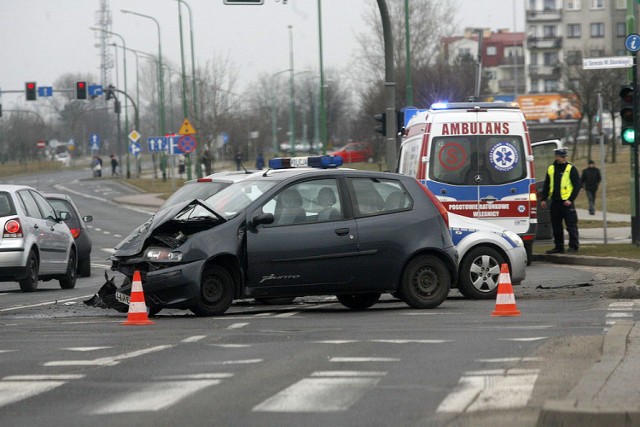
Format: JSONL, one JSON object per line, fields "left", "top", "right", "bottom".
{"left": 122, "top": 271, "right": 155, "bottom": 326}
{"left": 491, "top": 263, "right": 521, "bottom": 317}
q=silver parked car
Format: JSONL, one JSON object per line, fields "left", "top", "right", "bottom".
{"left": 0, "top": 185, "right": 77, "bottom": 292}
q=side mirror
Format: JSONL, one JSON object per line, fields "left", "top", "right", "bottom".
{"left": 83, "top": 215, "right": 93, "bottom": 223}
{"left": 58, "top": 211, "right": 70, "bottom": 221}
{"left": 250, "top": 212, "right": 274, "bottom": 227}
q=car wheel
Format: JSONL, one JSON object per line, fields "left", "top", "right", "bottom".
{"left": 190, "top": 265, "right": 234, "bottom": 317}
{"left": 19, "top": 250, "right": 39, "bottom": 292}
{"left": 458, "top": 246, "right": 504, "bottom": 300}
{"left": 255, "top": 297, "right": 296, "bottom": 305}
{"left": 399, "top": 255, "right": 450, "bottom": 309}
{"left": 59, "top": 251, "right": 77, "bottom": 289}
{"left": 78, "top": 257, "right": 91, "bottom": 277}
{"left": 336, "top": 293, "right": 381, "bottom": 310}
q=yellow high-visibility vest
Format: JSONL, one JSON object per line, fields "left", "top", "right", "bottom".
{"left": 547, "top": 163, "right": 573, "bottom": 200}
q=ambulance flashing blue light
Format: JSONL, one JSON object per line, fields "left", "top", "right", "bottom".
{"left": 268, "top": 155, "right": 343, "bottom": 170}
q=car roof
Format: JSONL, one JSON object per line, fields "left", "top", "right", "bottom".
{"left": 0, "top": 184, "right": 38, "bottom": 193}
{"left": 184, "top": 170, "right": 257, "bottom": 185}
{"left": 243, "top": 167, "right": 408, "bottom": 183}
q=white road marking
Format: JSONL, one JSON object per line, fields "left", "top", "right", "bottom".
{"left": 437, "top": 369, "right": 539, "bottom": 413}
{"left": 102, "top": 231, "right": 111, "bottom": 235}
{"left": 91, "top": 380, "right": 220, "bottom": 414}
{"left": 182, "top": 336, "right": 206, "bottom": 343}
{"left": 0, "top": 295, "right": 93, "bottom": 312}
{"left": 330, "top": 357, "right": 400, "bottom": 362}
{"left": 208, "top": 344, "right": 252, "bottom": 348}
{"left": 113, "top": 234, "right": 122, "bottom": 238}
{"left": 370, "top": 339, "right": 451, "bottom": 344}
{"left": 314, "top": 340, "right": 359, "bottom": 344}
{"left": 501, "top": 337, "right": 547, "bottom": 342}
{"left": 606, "top": 312, "right": 633, "bottom": 318}
{"left": 94, "top": 228, "right": 102, "bottom": 232}
{"left": 0, "top": 350, "right": 18, "bottom": 354}
{"left": 157, "top": 373, "right": 233, "bottom": 380}
{"left": 310, "top": 371, "right": 386, "bottom": 377}
{"left": 101, "top": 248, "right": 116, "bottom": 254}
{"left": 62, "top": 347, "right": 112, "bottom": 352}
{"left": 3, "top": 374, "right": 84, "bottom": 380}
{"left": 54, "top": 183, "right": 156, "bottom": 215}
{"left": 477, "top": 357, "right": 543, "bottom": 363}
{"left": 227, "top": 323, "right": 249, "bottom": 329}
{"left": 253, "top": 377, "right": 381, "bottom": 412}
{"left": 275, "top": 312, "right": 299, "bottom": 318}
{"left": 207, "top": 359, "right": 263, "bottom": 365}
{"left": 608, "top": 302, "right": 635, "bottom": 310}
{"left": 44, "top": 345, "right": 173, "bottom": 367}
{"left": 0, "top": 381, "right": 66, "bottom": 408}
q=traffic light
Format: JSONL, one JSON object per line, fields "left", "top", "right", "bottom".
{"left": 76, "top": 81, "right": 87, "bottom": 100}
{"left": 374, "top": 113, "right": 386, "bottom": 135}
{"left": 25, "top": 82, "right": 37, "bottom": 101}
{"left": 105, "top": 84, "right": 115, "bottom": 101}
{"left": 619, "top": 84, "right": 634, "bottom": 145}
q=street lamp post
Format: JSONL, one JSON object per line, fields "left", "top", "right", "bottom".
{"left": 288, "top": 25, "right": 295, "bottom": 156}
{"left": 317, "top": 0, "right": 327, "bottom": 154}
{"left": 91, "top": 26, "right": 129, "bottom": 177}
{"left": 271, "top": 69, "right": 289, "bottom": 154}
{"left": 174, "top": 0, "right": 192, "bottom": 180}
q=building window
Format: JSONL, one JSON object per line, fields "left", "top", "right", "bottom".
{"left": 566, "top": 0, "right": 581, "bottom": 10}
{"left": 529, "top": 0, "right": 536, "bottom": 10}
{"left": 591, "top": 23, "right": 605, "bottom": 38}
{"left": 591, "top": 0, "right": 603, "bottom": 9}
{"left": 543, "top": 0, "right": 556, "bottom": 10}
{"left": 617, "top": 22, "right": 626, "bottom": 37}
{"left": 543, "top": 52, "right": 558, "bottom": 65}
{"left": 616, "top": 48, "right": 627, "bottom": 56}
{"left": 531, "top": 79, "right": 539, "bottom": 93}
{"left": 457, "top": 47, "right": 471, "bottom": 57}
{"left": 544, "top": 79, "right": 559, "bottom": 92}
{"left": 486, "top": 46, "right": 497, "bottom": 56}
{"left": 616, "top": 0, "right": 626, "bottom": 8}
{"left": 567, "top": 23, "right": 581, "bottom": 38}
{"left": 543, "top": 25, "right": 557, "bottom": 37}
{"left": 566, "top": 50, "right": 582, "bottom": 65}
{"left": 589, "top": 49, "right": 605, "bottom": 57}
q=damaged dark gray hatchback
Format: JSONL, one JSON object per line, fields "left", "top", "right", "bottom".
{"left": 101, "top": 156, "right": 458, "bottom": 316}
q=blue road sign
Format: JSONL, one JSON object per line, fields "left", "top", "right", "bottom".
{"left": 129, "top": 142, "right": 141, "bottom": 156}
{"left": 626, "top": 34, "right": 640, "bottom": 53}
{"left": 168, "top": 135, "right": 185, "bottom": 155}
{"left": 89, "top": 84, "right": 104, "bottom": 97}
{"left": 37, "top": 86, "right": 53, "bottom": 97}
{"left": 147, "top": 136, "right": 168, "bottom": 152}
{"left": 89, "top": 133, "right": 100, "bottom": 151}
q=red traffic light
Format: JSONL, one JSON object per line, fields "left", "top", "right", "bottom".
{"left": 25, "top": 82, "right": 37, "bottom": 101}
{"left": 76, "top": 81, "right": 87, "bottom": 100}
{"left": 27, "top": 83, "right": 35, "bottom": 89}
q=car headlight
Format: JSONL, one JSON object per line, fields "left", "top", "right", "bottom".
{"left": 503, "top": 231, "right": 524, "bottom": 248}
{"left": 144, "top": 248, "right": 184, "bottom": 262}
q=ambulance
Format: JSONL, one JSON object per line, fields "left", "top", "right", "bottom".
{"left": 398, "top": 102, "right": 537, "bottom": 262}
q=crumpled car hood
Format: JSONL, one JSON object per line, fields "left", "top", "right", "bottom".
{"left": 114, "top": 199, "right": 220, "bottom": 257}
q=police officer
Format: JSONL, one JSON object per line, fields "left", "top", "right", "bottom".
{"left": 540, "top": 147, "right": 581, "bottom": 254}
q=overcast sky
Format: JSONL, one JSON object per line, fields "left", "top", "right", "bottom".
{"left": 0, "top": 0, "right": 523, "bottom": 106}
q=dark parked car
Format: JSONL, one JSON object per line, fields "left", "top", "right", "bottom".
{"left": 0, "top": 185, "right": 76, "bottom": 291}
{"left": 45, "top": 193, "right": 93, "bottom": 277}
{"left": 95, "top": 156, "right": 458, "bottom": 316}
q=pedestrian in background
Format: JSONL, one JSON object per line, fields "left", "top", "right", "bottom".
{"left": 255, "top": 152, "right": 264, "bottom": 170}
{"left": 581, "top": 159, "right": 601, "bottom": 215}
{"left": 110, "top": 154, "right": 119, "bottom": 176}
{"left": 234, "top": 151, "right": 242, "bottom": 171}
{"left": 178, "top": 154, "right": 186, "bottom": 178}
{"left": 540, "top": 147, "right": 581, "bottom": 254}
{"left": 201, "top": 146, "right": 213, "bottom": 176}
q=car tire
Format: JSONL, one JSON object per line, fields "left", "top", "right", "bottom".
{"left": 59, "top": 251, "right": 77, "bottom": 289}
{"left": 458, "top": 246, "right": 504, "bottom": 300}
{"left": 336, "top": 292, "right": 381, "bottom": 310}
{"left": 399, "top": 255, "right": 450, "bottom": 309}
{"left": 78, "top": 257, "right": 91, "bottom": 277}
{"left": 190, "top": 265, "right": 234, "bottom": 317}
{"left": 19, "top": 250, "right": 39, "bottom": 292}
{"left": 255, "top": 297, "right": 296, "bottom": 305}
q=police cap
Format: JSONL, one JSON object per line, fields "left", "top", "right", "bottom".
{"left": 554, "top": 147, "right": 568, "bottom": 157}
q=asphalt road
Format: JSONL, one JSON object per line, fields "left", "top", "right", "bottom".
{"left": 0, "top": 169, "right": 638, "bottom": 426}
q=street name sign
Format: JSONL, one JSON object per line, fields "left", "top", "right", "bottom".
{"left": 582, "top": 56, "right": 634, "bottom": 70}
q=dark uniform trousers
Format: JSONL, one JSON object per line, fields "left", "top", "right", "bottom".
{"left": 550, "top": 200, "right": 579, "bottom": 250}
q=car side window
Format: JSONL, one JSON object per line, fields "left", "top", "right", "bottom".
{"left": 263, "top": 179, "right": 343, "bottom": 226}
{"left": 31, "top": 191, "right": 57, "bottom": 221}
{"left": 349, "top": 178, "right": 412, "bottom": 217}
{"left": 17, "top": 190, "right": 43, "bottom": 219}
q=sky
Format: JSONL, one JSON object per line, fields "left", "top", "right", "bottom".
{"left": 0, "top": 0, "right": 523, "bottom": 108}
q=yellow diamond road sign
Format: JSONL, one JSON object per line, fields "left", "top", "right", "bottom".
{"left": 179, "top": 119, "right": 196, "bottom": 135}
{"left": 128, "top": 130, "right": 141, "bottom": 142}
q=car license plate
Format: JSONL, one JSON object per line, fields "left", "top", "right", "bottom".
{"left": 115, "top": 292, "right": 130, "bottom": 305}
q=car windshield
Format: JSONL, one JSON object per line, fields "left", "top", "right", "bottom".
{"left": 177, "top": 179, "right": 277, "bottom": 220}
{"left": 161, "top": 181, "right": 231, "bottom": 209}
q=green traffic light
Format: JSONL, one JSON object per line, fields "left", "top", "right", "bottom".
{"left": 622, "top": 127, "right": 635, "bottom": 144}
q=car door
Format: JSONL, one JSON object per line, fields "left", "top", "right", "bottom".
{"left": 532, "top": 139, "right": 562, "bottom": 240}
{"left": 16, "top": 190, "right": 56, "bottom": 273}
{"left": 245, "top": 177, "right": 360, "bottom": 294}
{"left": 31, "top": 190, "right": 69, "bottom": 271}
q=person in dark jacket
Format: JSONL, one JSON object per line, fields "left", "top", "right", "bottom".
{"left": 540, "top": 147, "right": 582, "bottom": 254}
{"left": 581, "top": 160, "right": 602, "bottom": 215}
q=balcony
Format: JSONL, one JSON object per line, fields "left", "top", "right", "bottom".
{"left": 498, "top": 79, "right": 527, "bottom": 92}
{"left": 527, "top": 36, "right": 562, "bottom": 49}
{"left": 526, "top": 8, "right": 562, "bottom": 21}
{"left": 499, "top": 56, "right": 525, "bottom": 66}
{"left": 529, "top": 64, "right": 561, "bottom": 78}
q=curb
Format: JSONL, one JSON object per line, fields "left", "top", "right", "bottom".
{"left": 536, "top": 321, "right": 640, "bottom": 427}
{"left": 533, "top": 253, "right": 640, "bottom": 270}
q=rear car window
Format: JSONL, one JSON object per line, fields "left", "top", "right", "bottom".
{"left": 48, "top": 199, "right": 77, "bottom": 220}
{"left": 0, "top": 192, "right": 16, "bottom": 217}
{"left": 349, "top": 177, "right": 413, "bottom": 217}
